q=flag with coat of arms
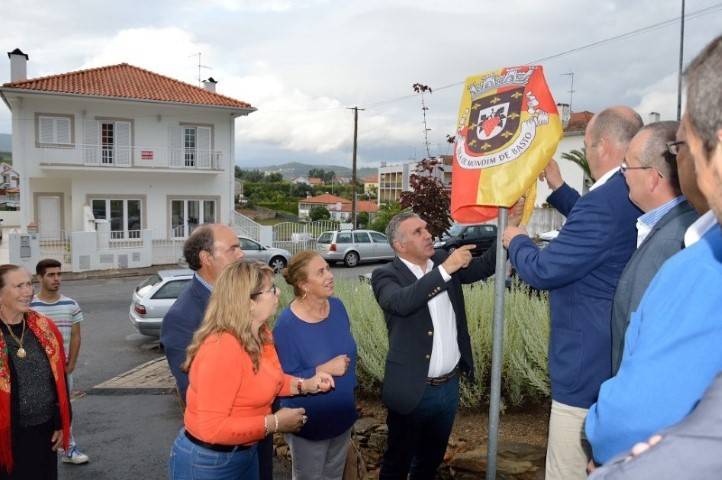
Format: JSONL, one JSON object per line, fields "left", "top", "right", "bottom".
{"left": 451, "top": 65, "right": 562, "bottom": 223}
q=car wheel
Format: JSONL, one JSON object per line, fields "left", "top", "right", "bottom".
{"left": 344, "top": 251, "right": 359, "bottom": 268}
{"left": 269, "top": 256, "right": 287, "bottom": 273}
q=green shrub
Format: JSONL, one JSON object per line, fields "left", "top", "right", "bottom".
{"left": 272, "top": 277, "right": 550, "bottom": 409}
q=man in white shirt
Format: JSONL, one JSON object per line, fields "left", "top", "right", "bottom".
{"left": 371, "top": 209, "right": 520, "bottom": 479}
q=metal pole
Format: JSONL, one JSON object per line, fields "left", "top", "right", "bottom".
{"left": 348, "top": 106, "right": 364, "bottom": 229}
{"left": 486, "top": 207, "right": 508, "bottom": 480}
{"left": 677, "top": 0, "right": 686, "bottom": 121}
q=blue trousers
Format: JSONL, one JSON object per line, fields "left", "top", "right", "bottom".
{"left": 169, "top": 430, "right": 259, "bottom": 480}
{"left": 380, "top": 376, "right": 459, "bottom": 480}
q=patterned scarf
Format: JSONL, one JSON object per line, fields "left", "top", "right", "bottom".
{"left": 0, "top": 310, "right": 71, "bottom": 473}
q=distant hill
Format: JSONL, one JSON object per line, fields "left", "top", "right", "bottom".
{"left": 244, "top": 162, "right": 377, "bottom": 180}
{"left": 0, "top": 133, "right": 10, "bottom": 153}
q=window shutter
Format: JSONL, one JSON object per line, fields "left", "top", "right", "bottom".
{"left": 115, "top": 121, "right": 131, "bottom": 166}
{"left": 83, "top": 120, "right": 99, "bottom": 164}
{"left": 38, "top": 116, "right": 55, "bottom": 144}
{"left": 196, "top": 126, "right": 211, "bottom": 168}
{"left": 56, "top": 117, "right": 71, "bottom": 144}
{"left": 168, "top": 126, "right": 182, "bottom": 167}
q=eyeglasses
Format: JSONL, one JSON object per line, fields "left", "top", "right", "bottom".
{"left": 251, "top": 284, "right": 278, "bottom": 297}
{"left": 666, "top": 140, "right": 686, "bottom": 156}
{"left": 620, "top": 161, "right": 664, "bottom": 178}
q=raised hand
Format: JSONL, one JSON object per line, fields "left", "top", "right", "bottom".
{"left": 442, "top": 244, "right": 475, "bottom": 274}
{"left": 539, "top": 158, "right": 563, "bottom": 191}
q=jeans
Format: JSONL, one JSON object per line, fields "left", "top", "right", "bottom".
{"left": 169, "top": 429, "right": 259, "bottom": 480}
{"left": 380, "top": 375, "right": 459, "bottom": 480}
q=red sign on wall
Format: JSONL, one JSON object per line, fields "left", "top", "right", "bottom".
{"left": 141, "top": 150, "right": 154, "bottom": 160}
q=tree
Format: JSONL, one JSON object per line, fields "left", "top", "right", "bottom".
{"left": 266, "top": 172, "right": 283, "bottom": 182}
{"left": 560, "top": 148, "right": 592, "bottom": 187}
{"left": 357, "top": 212, "right": 369, "bottom": 228}
{"left": 323, "top": 170, "right": 336, "bottom": 183}
{"left": 369, "top": 202, "right": 404, "bottom": 234}
{"left": 291, "top": 183, "right": 314, "bottom": 198}
{"left": 309, "top": 206, "right": 331, "bottom": 221}
{"left": 400, "top": 158, "right": 451, "bottom": 239}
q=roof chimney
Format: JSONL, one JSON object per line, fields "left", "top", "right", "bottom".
{"left": 202, "top": 77, "right": 218, "bottom": 93}
{"left": 648, "top": 112, "right": 660, "bottom": 124}
{"left": 557, "top": 103, "right": 571, "bottom": 128}
{"left": 7, "top": 48, "right": 29, "bottom": 83}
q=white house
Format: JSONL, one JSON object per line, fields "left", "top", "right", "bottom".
{"left": 0, "top": 49, "right": 255, "bottom": 246}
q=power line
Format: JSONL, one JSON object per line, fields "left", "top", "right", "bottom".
{"left": 364, "top": 2, "right": 722, "bottom": 110}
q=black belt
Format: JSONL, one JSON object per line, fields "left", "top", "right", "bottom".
{"left": 184, "top": 430, "right": 251, "bottom": 452}
{"left": 426, "top": 368, "right": 458, "bottom": 386}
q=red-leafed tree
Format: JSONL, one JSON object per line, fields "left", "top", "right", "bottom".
{"left": 400, "top": 158, "right": 451, "bottom": 239}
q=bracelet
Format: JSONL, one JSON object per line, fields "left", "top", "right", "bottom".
{"left": 297, "top": 377, "right": 304, "bottom": 395}
{"left": 273, "top": 413, "right": 279, "bottom": 433}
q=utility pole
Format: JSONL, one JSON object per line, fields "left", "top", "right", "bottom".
{"left": 677, "top": 0, "right": 686, "bottom": 121}
{"left": 348, "top": 106, "right": 364, "bottom": 228}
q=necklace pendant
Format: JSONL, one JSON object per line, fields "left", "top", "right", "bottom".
{"left": 16, "top": 347, "right": 26, "bottom": 359}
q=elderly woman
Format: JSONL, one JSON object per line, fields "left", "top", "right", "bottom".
{"left": 275, "top": 251, "right": 358, "bottom": 480}
{"left": 0, "top": 264, "right": 71, "bottom": 480}
{"left": 169, "top": 261, "right": 334, "bottom": 480}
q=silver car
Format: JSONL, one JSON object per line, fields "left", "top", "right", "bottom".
{"left": 129, "top": 269, "right": 193, "bottom": 337}
{"left": 316, "top": 229, "right": 394, "bottom": 267}
{"left": 238, "top": 236, "right": 291, "bottom": 273}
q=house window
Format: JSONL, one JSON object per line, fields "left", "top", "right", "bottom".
{"left": 101, "top": 122, "right": 114, "bottom": 164}
{"left": 37, "top": 115, "right": 73, "bottom": 146}
{"left": 171, "top": 199, "right": 217, "bottom": 238}
{"left": 183, "top": 127, "right": 196, "bottom": 167}
{"left": 91, "top": 198, "right": 143, "bottom": 239}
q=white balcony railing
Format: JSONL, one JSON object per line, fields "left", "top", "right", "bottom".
{"left": 37, "top": 143, "right": 223, "bottom": 171}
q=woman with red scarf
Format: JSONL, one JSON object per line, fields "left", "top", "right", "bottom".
{"left": 0, "top": 264, "right": 71, "bottom": 479}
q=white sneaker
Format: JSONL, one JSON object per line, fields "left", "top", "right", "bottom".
{"left": 61, "top": 446, "right": 89, "bottom": 464}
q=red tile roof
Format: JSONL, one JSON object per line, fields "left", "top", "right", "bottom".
{"left": 565, "top": 111, "right": 594, "bottom": 133}
{"left": 361, "top": 175, "right": 378, "bottom": 183}
{"left": 339, "top": 200, "right": 379, "bottom": 213}
{"left": 1, "top": 63, "right": 254, "bottom": 110}
{"left": 303, "top": 193, "right": 349, "bottom": 204}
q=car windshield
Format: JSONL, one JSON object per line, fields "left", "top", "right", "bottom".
{"left": 136, "top": 274, "right": 161, "bottom": 295}
{"left": 317, "top": 232, "right": 333, "bottom": 244}
{"left": 447, "top": 225, "right": 465, "bottom": 237}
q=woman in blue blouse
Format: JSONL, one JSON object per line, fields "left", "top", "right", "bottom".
{"left": 275, "top": 251, "right": 357, "bottom": 480}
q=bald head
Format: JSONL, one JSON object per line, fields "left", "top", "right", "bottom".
{"left": 585, "top": 106, "right": 644, "bottom": 180}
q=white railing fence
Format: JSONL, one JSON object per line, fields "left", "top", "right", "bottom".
{"left": 272, "top": 220, "right": 339, "bottom": 255}
{"left": 38, "top": 230, "right": 72, "bottom": 265}
{"left": 233, "top": 211, "right": 261, "bottom": 242}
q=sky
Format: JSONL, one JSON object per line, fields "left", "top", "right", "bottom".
{"left": 1, "top": 0, "right": 721, "bottom": 169}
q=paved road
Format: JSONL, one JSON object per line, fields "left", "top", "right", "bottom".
{"left": 56, "top": 262, "right": 382, "bottom": 479}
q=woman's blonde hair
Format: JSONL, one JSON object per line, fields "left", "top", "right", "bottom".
{"left": 282, "top": 250, "right": 323, "bottom": 298}
{"left": 182, "top": 261, "right": 274, "bottom": 373}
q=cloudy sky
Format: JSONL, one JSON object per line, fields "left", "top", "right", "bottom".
{"left": 1, "top": 0, "right": 720, "bottom": 168}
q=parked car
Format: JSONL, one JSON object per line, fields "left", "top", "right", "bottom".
{"left": 237, "top": 236, "right": 291, "bottom": 273}
{"left": 434, "top": 223, "right": 497, "bottom": 256}
{"left": 129, "top": 269, "right": 192, "bottom": 337}
{"left": 316, "top": 229, "right": 394, "bottom": 267}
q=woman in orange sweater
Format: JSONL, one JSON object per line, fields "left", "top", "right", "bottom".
{"left": 168, "top": 261, "right": 334, "bottom": 480}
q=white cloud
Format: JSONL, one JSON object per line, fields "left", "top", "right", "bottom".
{"left": 632, "top": 73, "right": 683, "bottom": 122}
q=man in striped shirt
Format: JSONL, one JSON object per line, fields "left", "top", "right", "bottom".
{"left": 31, "top": 258, "right": 90, "bottom": 465}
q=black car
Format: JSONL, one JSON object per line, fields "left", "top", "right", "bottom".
{"left": 434, "top": 223, "right": 497, "bottom": 256}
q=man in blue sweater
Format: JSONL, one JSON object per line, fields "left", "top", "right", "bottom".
{"left": 503, "top": 106, "right": 643, "bottom": 480}
{"left": 585, "top": 34, "right": 722, "bottom": 467}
